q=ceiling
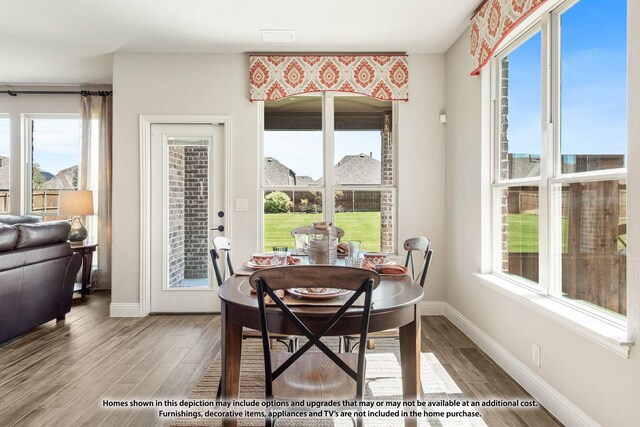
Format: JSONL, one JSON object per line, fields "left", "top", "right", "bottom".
{"left": 0, "top": 0, "right": 480, "bottom": 85}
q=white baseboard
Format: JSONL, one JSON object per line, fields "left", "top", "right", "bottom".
{"left": 419, "top": 300, "right": 446, "bottom": 315}
{"left": 110, "top": 303, "right": 143, "bottom": 317}
{"left": 442, "top": 303, "right": 599, "bottom": 427}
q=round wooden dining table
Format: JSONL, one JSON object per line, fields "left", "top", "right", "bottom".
{"left": 218, "top": 268, "right": 424, "bottom": 427}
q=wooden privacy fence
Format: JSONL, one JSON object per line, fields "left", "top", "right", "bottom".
{"left": 0, "top": 191, "right": 8, "bottom": 213}
{"left": 268, "top": 190, "right": 382, "bottom": 212}
{"left": 31, "top": 190, "right": 60, "bottom": 214}
{"left": 0, "top": 190, "right": 62, "bottom": 215}
{"left": 508, "top": 253, "right": 626, "bottom": 315}
{"left": 506, "top": 180, "right": 627, "bottom": 315}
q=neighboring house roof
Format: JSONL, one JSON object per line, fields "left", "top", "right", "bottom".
{"left": 295, "top": 175, "right": 316, "bottom": 186}
{"left": 334, "top": 153, "right": 381, "bottom": 185}
{"left": 42, "top": 165, "right": 77, "bottom": 190}
{"left": 264, "top": 157, "right": 296, "bottom": 186}
{"left": 0, "top": 156, "right": 9, "bottom": 190}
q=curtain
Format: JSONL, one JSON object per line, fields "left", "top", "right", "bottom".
{"left": 80, "top": 93, "right": 92, "bottom": 190}
{"left": 80, "top": 92, "right": 112, "bottom": 289}
{"left": 470, "top": 0, "right": 548, "bottom": 75}
{"left": 97, "top": 93, "right": 112, "bottom": 289}
{"left": 249, "top": 54, "right": 409, "bottom": 101}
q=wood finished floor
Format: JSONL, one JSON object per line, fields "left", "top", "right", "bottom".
{"left": 0, "top": 291, "right": 562, "bottom": 427}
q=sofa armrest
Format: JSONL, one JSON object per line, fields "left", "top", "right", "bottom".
{"left": 60, "top": 252, "right": 82, "bottom": 317}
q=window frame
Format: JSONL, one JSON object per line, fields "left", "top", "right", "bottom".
{"left": 489, "top": 0, "right": 628, "bottom": 325}
{"left": 258, "top": 92, "right": 399, "bottom": 253}
{"left": 23, "top": 113, "right": 82, "bottom": 216}
{"left": 0, "top": 114, "right": 10, "bottom": 214}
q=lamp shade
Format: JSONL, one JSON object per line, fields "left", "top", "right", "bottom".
{"left": 58, "top": 190, "right": 94, "bottom": 216}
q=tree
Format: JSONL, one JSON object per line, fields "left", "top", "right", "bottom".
{"left": 32, "top": 163, "right": 46, "bottom": 190}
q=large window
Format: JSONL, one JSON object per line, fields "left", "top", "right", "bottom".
{"left": 0, "top": 116, "right": 9, "bottom": 213}
{"left": 492, "top": 0, "right": 627, "bottom": 317}
{"left": 262, "top": 94, "right": 396, "bottom": 252}
{"left": 26, "top": 115, "right": 82, "bottom": 214}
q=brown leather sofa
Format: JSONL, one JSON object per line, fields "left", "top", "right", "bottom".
{"left": 0, "top": 220, "right": 82, "bottom": 344}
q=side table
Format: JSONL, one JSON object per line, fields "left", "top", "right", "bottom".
{"left": 69, "top": 242, "right": 98, "bottom": 300}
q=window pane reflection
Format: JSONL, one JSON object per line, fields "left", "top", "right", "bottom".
{"left": 499, "top": 186, "right": 539, "bottom": 284}
{"left": 556, "top": 180, "right": 627, "bottom": 315}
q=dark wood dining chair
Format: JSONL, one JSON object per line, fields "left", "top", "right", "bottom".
{"left": 251, "top": 265, "right": 379, "bottom": 427}
{"left": 341, "top": 236, "right": 433, "bottom": 352}
{"left": 210, "top": 237, "right": 299, "bottom": 400}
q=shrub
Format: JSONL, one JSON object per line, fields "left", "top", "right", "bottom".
{"left": 264, "top": 191, "right": 292, "bottom": 213}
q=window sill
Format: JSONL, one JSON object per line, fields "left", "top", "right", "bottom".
{"left": 474, "top": 273, "right": 633, "bottom": 358}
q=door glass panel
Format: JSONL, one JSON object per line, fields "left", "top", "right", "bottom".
{"left": 167, "top": 141, "right": 210, "bottom": 288}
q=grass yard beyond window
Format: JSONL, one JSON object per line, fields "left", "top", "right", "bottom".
{"left": 264, "top": 212, "right": 381, "bottom": 252}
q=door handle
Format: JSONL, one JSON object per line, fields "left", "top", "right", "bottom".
{"left": 213, "top": 225, "right": 225, "bottom": 232}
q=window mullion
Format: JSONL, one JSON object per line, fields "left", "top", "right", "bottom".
{"left": 539, "top": 14, "right": 553, "bottom": 295}
{"left": 323, "top": 93, "right": 335, "bottom": 223}
{"left": 548, "top": 8, "right": 563, "bottom": 299}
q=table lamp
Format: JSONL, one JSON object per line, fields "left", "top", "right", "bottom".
{"left": 58, "top": 190, "right": 94, "bottom": 242}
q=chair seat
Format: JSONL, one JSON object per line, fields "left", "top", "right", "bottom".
{"left": 242, "top": 327, "right": 295, "bottom": 340}
{"left": 271, "top": 352, "right": 361, "bottom": 401}
{"left": 343, "top": 328, "right": 399, "bottom": 339}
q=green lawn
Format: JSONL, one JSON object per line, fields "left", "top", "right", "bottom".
{"left": 507, "top": 213, "right": 539, "bottom": 253}
{"left": 263, "top": 212, "right": 381, "bottom": 252}
{"left": 263, "top": 212, "right": 585, "bottom": 254}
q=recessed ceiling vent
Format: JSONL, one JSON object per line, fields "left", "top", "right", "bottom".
{"left": 261, "top": 30, "right": 295, "bottom": 43}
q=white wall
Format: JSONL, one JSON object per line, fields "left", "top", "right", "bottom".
{"left": 444, "top": 2, "right": 640, "bottom": 423}
{"left": 111, "top": 53, "right": 447, "bottom": 305}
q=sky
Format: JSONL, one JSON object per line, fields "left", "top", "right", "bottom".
{"left": 508, "top": 0, "right": 627, "bottom": 160}
{"left": 264, "top": 130, "right": 381, "bottom": 180}
{"left": 0, "top": 117, "right": 82, "bottom": 174}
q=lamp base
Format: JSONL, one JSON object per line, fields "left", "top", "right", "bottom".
{"left": 68, "top": 216, "right": 88, "bottom": 242}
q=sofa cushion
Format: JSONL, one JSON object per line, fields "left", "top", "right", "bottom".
{"left": 15, "top": 221, "right": 71, "bottom": 249}
{"left": 0, "top": 215, "right": 43, "bottom": 225}
{"left": 0, "top": 225, "right": 18, "bottom": 252}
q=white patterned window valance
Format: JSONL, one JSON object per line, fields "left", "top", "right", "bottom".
{"left": 470, "top": 0, "right": 548, "bottom": 75}
{"left": 249, "top": 54, "right": 409, "bottom": 101}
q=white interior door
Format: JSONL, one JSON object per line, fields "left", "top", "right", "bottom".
{"left": 150, "top": 124, "right": 225, "bottom": 313}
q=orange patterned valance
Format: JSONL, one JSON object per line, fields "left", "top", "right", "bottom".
{"left": 470, "top": 0, "right": 548, "bottom": 75}
{"left": 249, "top": 54, "right": 409, "bottom": 102}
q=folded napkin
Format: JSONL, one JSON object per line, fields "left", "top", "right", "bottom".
{"left": 286, "top": 256, "right": 302, "bottom": 265}
{"left": 361, "top": 261, "right": 407, "bottom": 275}
{"left": 378, "top": 264, "right": 408, "bottom": 275}
{"left": 249, "top": 287, "right": 286, "bottom": 304}
{"left": 337, "top": 242, "right": 349, "bottom": 255}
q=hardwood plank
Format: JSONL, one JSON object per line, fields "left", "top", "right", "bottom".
{"left": 0, "top": 294, "right": 562, "bottom": 427}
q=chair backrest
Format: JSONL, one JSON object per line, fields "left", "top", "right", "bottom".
{"left": 210, "top": 236, "right": 235, "bottom": 287}
{"left": 251, "top": 265, "right": 379, "bottom": 399}
{"left": 403, "top": 236, "right": 433, "bottom": 288}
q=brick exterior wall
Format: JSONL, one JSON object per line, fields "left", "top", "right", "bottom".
{"left": 183, "top": 146, "right": 209, "bottom": 279}
{"left": 380, "top": 114, "right": 393, "bottom": 252}
{"left": 168, "top": 146, "right": 185, "bottom": 287}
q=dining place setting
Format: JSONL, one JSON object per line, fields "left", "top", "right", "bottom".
{"left": 236, "top": 227, "right": 411, "bottom": 306}
{"left": 215, "top": 224, "right": 432, "bottom": 427}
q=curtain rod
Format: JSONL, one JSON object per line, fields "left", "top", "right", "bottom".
{"left": 4, "top": 90, "right": 112, "bottom": 97}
